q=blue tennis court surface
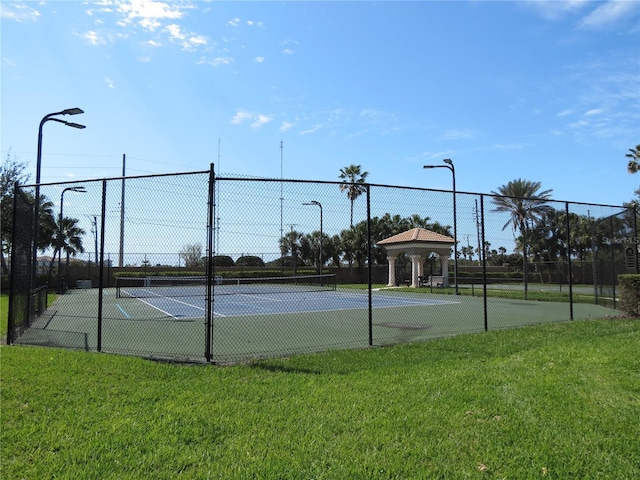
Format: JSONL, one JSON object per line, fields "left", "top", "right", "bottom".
{"left": 115, "top": 290, "right": 460, "bottom": 320}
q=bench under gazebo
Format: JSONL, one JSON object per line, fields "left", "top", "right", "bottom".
{"left": 377, "top": 227, "right": 455, "bottom": 288}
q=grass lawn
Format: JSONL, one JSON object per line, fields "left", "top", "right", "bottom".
{"left": 0, "top": 293, "right": 7, "bottom": 338}
{"left": 2, "top": 318, "right": 639, "bottom": 479}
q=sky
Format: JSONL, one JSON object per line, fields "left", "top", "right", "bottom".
{"left": 1, "top": 0, "right": 640, "bottom": 211}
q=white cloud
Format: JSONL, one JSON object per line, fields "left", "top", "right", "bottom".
{"left": 166, "top": 23, "right": 184, "bottom": 40}
{"left": 82, "top": 1, "right": 209, "bottom": 55}
{"left": 139, "top": 17, "right": 161, "bottom": 31}
{"left": 231, "top": 111, "right": 254, "bottom": 125}
{"left": 280, "top": 121, "right": 294, "bottom": 132}
{"left": 0, "top": 2, "right": 40, "bottom": 22}
{"left": 523, "top": 0, "right": 639, "bottom": 29}
{"left": 579, "top": 0, "right": 640, "bottom": 29}
{"left": 557, "top": 109, "right": 573, "bottom": 117}
{"left": 230, "top": 111, "right": 272, "bottom": 128}
{"left": 300, "top": 124, "right": 323, "bottom": 135}
{"left": 105, "top": 77, "right": 115, "bottom": 89}
{"left": 116, "top": 0, "right": 184, "bottom": 27}
{"left": 251, "top": 114, "right": 273, "bottom": 128}
{"left": 360, "top": 109, "right": 385, "bottom": 122}
{"left": 522, "top": 0, "right": 589, "bottom": 21}
{"left": 585, "top": 108, "right": 604, "bottom": 116}
{"left": 187, "top": 35, "right": 207, "bottom": 48}
{"left": 282, "top": 48, "right": 294, "bottom": 55}
{"left": 255, "top": 56, "right": 265, "bottom": 63}
{"left": 199, "top": 56, "right": 234, "bottom": 67}
{"left": 568, "top": 119, "right": 589, "bottom": 129}
{"left": 84, "top": 30, "right": 106, "bottom": 45}
{"left": 227, "top": 17, "right": 241, "bottom": 27}
{"left": 164, "top": 23, "right": 208, "bottom": 50}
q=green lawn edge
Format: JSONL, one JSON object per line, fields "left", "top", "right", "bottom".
{"left": 2, "top": 318, "right": 639, "bottom": 479}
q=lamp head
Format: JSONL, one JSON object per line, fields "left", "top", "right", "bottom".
{"left": 63, "top": 108, "right": 84, "bottom": 116}
{"left": 66, "top": 121, "right": 86, "bottom": 129}
{"left": 443, "top": 158, "right": 453, "bottom": 166}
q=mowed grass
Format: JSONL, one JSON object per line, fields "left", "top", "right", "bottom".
{"left": 2, "top": 318, "right": 639, "bottom": 479}
{"left": 0, "top": 293, "right": 8, "bottom": 338}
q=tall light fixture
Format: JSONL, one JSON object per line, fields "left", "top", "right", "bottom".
{"left": 58, "top": 186, "right": 86, "bottom": 293}
{"left": 32, "top": 108, "right": 85, "bottom": 291}
{"left": 303, "top": 200, "right": 323, "bottom": 274}
{"left": 423, "top": 158, "right": 458, "bottom": 294}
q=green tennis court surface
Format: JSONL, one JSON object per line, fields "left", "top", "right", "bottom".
{"left": 17, "top": 287, "right": 619, "bottom": 363}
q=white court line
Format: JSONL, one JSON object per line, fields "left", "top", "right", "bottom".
{"left": 136, "top": 297, "right": 177, "bottom": 319}
{"left": 135, "top": 295, "right": 231, "bottom": 319}
{"left": 330, "top": 291, "right": 461, "bottom": 307}
{"left": 234, "top": 293, "right": 283, "bottom": 302}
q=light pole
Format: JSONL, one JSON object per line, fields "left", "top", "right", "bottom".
{"left": 423, "top": 158, "right": 458, "bottom": 294}
{"left": 58, "top": 186, "right": 86, "bottom": 293}
{"left": 32, "top": 108, "right": 85, "bottom": 291}
{"left": 303, "top": 200, "right": 323, "bottom": 274}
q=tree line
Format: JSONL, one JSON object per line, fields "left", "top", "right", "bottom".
{"left": 1, "top": 151, "right": 85, "bottom": 279}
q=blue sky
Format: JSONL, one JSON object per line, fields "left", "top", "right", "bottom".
{"left": 2, "top": 0, "right": 639, "bottom": 209}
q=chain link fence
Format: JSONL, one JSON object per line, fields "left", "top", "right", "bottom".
{"left": 6, "top": 166, "right": 637, "bottom": 362}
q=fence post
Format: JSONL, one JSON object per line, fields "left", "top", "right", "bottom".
{"left": 367, "top": 184, "right": 373, "bottom": 346}
{"left": 565, "top": 202, "right": 574, "bottom": 320}
{"left": 97, "top": 179, "right": 107, "bottom": 351}
{"left": 609, "top": 215, "right": 617, "bottom": 310}
{"left": 205, "top": 163, "right": 215, "bottom": 362}
{"left": 7, "top": 183, "right": 21, "bottom": 344}
{"left": 480, "top": 194, "right": 488, "bottom": 332}
{"left": 634, "top": 205, "right": 639, "bottom": 274}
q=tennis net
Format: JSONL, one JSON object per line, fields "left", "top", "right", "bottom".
{"left": 115, "top": 274, "right": 337, "bottom": 299}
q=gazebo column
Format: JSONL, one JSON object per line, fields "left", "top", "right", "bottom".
{"left": 387, "top": 256, "right": 397, "bottom": 287}
{"left": 410, "top": 254, "right": 421, "bottom": 287}
{"left": 440, "top": 255, "right": 450, "bottom": 287}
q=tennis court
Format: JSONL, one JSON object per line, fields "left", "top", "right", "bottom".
{"left": 17, "top": 278, "right": 619, "bottom": 363}
{"left": 116, "top": 287, "right": 460, "bottom": 320}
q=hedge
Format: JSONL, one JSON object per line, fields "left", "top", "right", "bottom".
{"left": 618, "top": 274, "right": 640, "bottom": 317}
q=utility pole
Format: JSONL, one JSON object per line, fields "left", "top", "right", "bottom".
{"left": 93, "top": 216, "right": 98, "bottom": 265}
{"left": 475, "top": 200, "right": 482, "bottom": 263}
{"left": 119, "top": 154, "right": 126, "bottom": 268}
{"left": 216, "top": 138, "right": 221, "bottom": 255}
{"left": 280, "top": 140, "right": 284, "bottom": 271}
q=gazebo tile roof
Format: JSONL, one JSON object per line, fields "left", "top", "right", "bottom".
{"left": 377, "top": 227, "right": 454, "bottom": 245}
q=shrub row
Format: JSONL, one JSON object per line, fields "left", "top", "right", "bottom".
{"left": 618, "top": 274, "right": 640, "bottom": 317}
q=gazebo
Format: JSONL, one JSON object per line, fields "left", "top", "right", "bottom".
{"left": 377, "top": 228, "right": 455, "bottom": 288}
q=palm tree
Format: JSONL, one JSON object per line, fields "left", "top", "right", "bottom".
{"left": 279, "top": 229, "right": 302, "bottom": 273}
{"left": 49, "top": 217, "right": 85, "bottom": 277}
{"left": 626, "top": 144, "right": 640, "bottom": 174}
{"left": 32, "top": 196, "right": 57, "bottom": 252}
{"left": 491, "top": 178, "right": 553, "bottom": 299}
{"left": 338, "top": 164, "right": 368, "bottom": 227}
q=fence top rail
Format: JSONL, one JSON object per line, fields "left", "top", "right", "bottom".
{"left": 215, "top": 176, "right": 631, "bottom": 210}
{"left": 18, "top": 168, "right": 212, "bottom": 189}
{"left": 17, "top": 168, "right": 631, "bottom": 211}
